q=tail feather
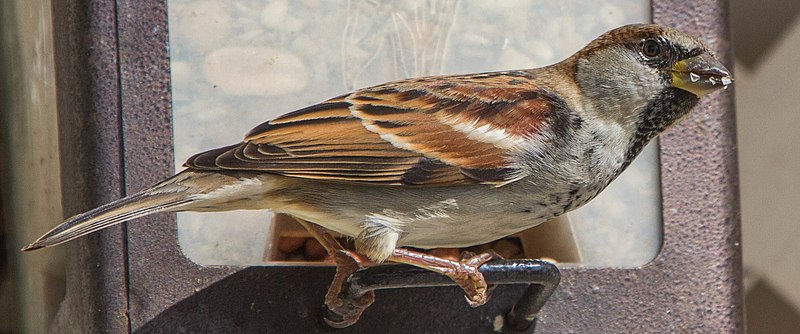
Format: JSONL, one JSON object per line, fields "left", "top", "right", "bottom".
{"left": 20, "top": 170, "right": 244, "bottom": 251}
{"left": 23, "top": 170, "right": 275, "bottom": 251}
{"left": 21, "top": 188, "right": 194, "bottom": 251}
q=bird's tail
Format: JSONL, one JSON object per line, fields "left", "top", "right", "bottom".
{"left": 21, "top": 170, "right": 249, "bottom": 251}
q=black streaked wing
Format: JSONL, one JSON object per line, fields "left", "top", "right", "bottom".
{"left": 185, "top": 71, "right": 565, "bottom": 186}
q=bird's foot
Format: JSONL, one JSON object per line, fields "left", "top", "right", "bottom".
{"left": 323, "top": 249, "right": 375, "bottom": 328}
{"left": 291, "top": 217, "right": 375, "bottom": 328}
{"left": 390, "top": 248, "right": 503, "bottom": 307}
{"left": 456, "top": 250, "right": 503, "bottom": 307}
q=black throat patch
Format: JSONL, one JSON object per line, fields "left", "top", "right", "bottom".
{"left": 621, "top": 87, "right": 699, "bottom": 171}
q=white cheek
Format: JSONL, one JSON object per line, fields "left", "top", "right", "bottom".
{"left": 632, "top": 65, "right": 664, "bottom": 98}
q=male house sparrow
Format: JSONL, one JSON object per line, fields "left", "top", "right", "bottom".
{"left": 24, "top": 24, "right": 731, "bottom": 324}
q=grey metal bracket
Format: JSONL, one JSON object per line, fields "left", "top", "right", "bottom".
{"left": 327, "top": 259, "right": 561, "bottom": 332}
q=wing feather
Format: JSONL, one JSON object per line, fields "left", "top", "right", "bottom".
{"left": 185, "top": 71, "right": 569, "bottom": 186}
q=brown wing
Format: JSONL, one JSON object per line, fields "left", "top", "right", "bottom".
{"left": 185, "top": 70, "right": 568, "bottom": 186}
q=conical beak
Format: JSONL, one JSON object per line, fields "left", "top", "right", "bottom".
{"left": 671, "top": 52, "right": 733, "bottom": 97}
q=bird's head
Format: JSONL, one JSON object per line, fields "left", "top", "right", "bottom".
{"left": 568, "top": 24, "right": 733, "bottom": 161}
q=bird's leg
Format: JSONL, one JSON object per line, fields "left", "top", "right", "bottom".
{"left": 389, "top": 248, "right": 503, "bottom": 307}
{"left": 292, "top": 218, "right": 374, "bottom": 327}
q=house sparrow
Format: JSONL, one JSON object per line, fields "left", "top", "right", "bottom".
{"left": 23, "top": 24, "right": 732, "bottom": 323}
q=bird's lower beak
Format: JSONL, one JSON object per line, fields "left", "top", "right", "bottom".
{"left": 671, "top": 52, "right": 733, "bottom": 97}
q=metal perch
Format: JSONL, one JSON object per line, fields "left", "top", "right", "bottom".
{"left": 326, "top": 259, "right": 560, "bottom": 332}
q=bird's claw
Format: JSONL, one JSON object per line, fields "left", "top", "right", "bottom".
{"left": 324, "top": 291, "right": 375, "bottom": 329}
{"left": 323, "top": 250, "right": 375, "bottom": 328}
{"left": 452, "top": 250, "right": 502, "bottom": 307}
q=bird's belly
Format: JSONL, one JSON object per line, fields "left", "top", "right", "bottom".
{"left": 392, "top": 182, "right": 608, "bottom": 248}
{"left": 396, "top": 211, "right": 549, "bottom": 249}
{"left": 286, "top": 175, "right": 610, "bottom": 250}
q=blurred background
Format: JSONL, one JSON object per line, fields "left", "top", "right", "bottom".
{"left": 1, "top": 0, "right": 799, "bottom": 333}
{"left": 731, "top": 0, "right": 800, "bottom": 332}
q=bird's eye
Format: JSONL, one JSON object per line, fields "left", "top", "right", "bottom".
{"left": 641, "top": 39, "right": 661, "bottom": 58}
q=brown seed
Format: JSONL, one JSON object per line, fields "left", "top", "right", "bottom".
{"left": 305, "top": 238, "right": 328, "bottom": 261}
{"left": 278, "top": 236, "right": 306, "bottom": 253}
{"left": 429, "top": 248, "right": 461, "bottom": 260}
{"left": 493, "top": 239, "right": 522, "bottom": 259}
{"left": 470, "top": 243, "right": 493, "bottom": 254}
{"left": 271, "top": 250, "right": 287, "bottom": 262}
{"left": 287, "top": 252, "right": 306, "bottom": 262}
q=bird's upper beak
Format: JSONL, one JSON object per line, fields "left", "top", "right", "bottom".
{"left": 670, "top": 52, "right": 733, "bottom": 97}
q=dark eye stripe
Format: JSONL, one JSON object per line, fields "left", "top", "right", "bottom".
{"left": 683, "top": 48, "right": 704, "bottom": 58}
